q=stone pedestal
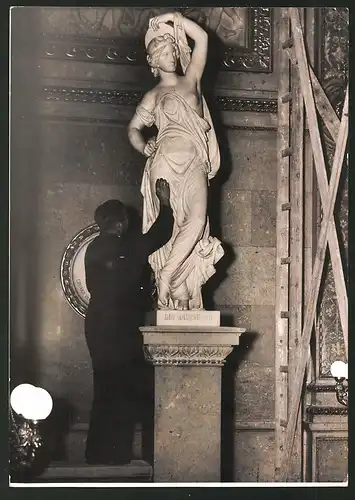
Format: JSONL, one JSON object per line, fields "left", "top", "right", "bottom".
{"left": 140, "top": 325, "right": 245, "bottom": 483}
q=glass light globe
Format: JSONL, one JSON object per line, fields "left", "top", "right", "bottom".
{"left": 10, "top": 384, "right": 37, "bottom": 417}
{"left": 330, "top": 360, "right": 347, "bottom": 379}
{"left": 343, "top": 363, "right": 348, "bottom": 380}
{"left": 33, "top": 387, "right": 53, "bottom": 420}
{"left": 10, "top": 384, "right": 53, "bottom": 421}
{"left": 22, "top": 387, "right": 53, "bottom": 421}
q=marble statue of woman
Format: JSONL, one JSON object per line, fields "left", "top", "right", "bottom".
{"left": 128, "top": 11, "right": 224, "bottom": 311}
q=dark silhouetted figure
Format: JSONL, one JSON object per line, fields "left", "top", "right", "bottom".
{"left": 84, "top": 179, "right": 173, "bottom": 465}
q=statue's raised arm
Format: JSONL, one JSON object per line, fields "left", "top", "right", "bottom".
{"left": 148, "top": 12, "right": 208, "bottom": 84}
{"left": 127, "top": 11, "right": 224, "bottom": 311}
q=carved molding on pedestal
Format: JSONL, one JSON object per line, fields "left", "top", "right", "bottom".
{"left": 143, "top": 344, "right": 234, "bottom": 366}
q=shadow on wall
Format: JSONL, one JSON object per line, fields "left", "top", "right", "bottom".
{"left": 43, "top": 397, "right": 76, "bottom": 462}
{"left": 138, "top": 364, "right": 155, "bottom": 465}
{"left": 10, "top": 7, "right": 42, "bottom": 387}
{"left": 201, "top": 29, "right": 236, "bottom": 310}
{"left": 220, "top": 330, "right": 259, "bottom": 482}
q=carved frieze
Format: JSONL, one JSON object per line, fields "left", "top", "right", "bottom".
{"left": 306, "top": 406, "right": 348, "bottom": 416}
{"left": 215, "top": 96, "right": 277, "bottom": 113}
{"left": 41, "top": 86, "right": 277, "bottom": 114}
{"left": 42, "top": 35, "right": 143, "bottom": 65}
{"left": 143, "top": 345, "right": 233, "bottom": 366}
{"left": 42, "top": 86, "right": 143, "bottom": 107}
{"left": 39, "top": 7, "right": 273, "bottom": 73}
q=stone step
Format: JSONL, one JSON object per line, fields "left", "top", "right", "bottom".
{"left": 35, "top": 460, "right": 153, "bottom": 483}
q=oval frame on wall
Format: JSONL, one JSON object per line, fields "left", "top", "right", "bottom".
{"left": 60, "top": 224, "right": 99, "bottom": 318}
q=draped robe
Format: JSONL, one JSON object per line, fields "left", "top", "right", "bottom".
{"left": 138, "top": 92, "right": 224, "bottom": 309}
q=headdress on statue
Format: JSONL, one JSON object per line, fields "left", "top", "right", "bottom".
{"left": 145, "top": 15, "right": 191, "bottom": 70}
{"left": 145, "top": 22, "right": 175, "bottom": 50}
{"left": 145, "top": 23, "right": 180, "bottom": 77}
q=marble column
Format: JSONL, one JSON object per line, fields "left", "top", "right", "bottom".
{"left": 140, "top": 326, "right": 245, "bottom": 483}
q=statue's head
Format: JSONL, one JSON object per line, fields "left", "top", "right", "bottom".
{"left": 94, "top": 200, "right": 129, "bottom": 237}
{"left": 145, "top": 24, "right": 179, "bottom": 77}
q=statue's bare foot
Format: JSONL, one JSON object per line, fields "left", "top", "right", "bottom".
{"left": 176, "top": 300, "right": 189, "bottom": 311}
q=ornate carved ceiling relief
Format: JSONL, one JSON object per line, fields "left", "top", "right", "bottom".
{"left": 38, "top": 8, "right": 275, "bottom": 117}
{"left": 40, "top": 7, "right": 273, "bottom": 73}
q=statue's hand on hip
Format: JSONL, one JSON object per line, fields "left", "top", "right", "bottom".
{"left": 143, "top": 137, "right": 157, "bottom": 158}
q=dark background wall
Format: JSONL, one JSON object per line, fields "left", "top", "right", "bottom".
{"left": 10, "top": 7, "right": 347, "bottom": 482}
